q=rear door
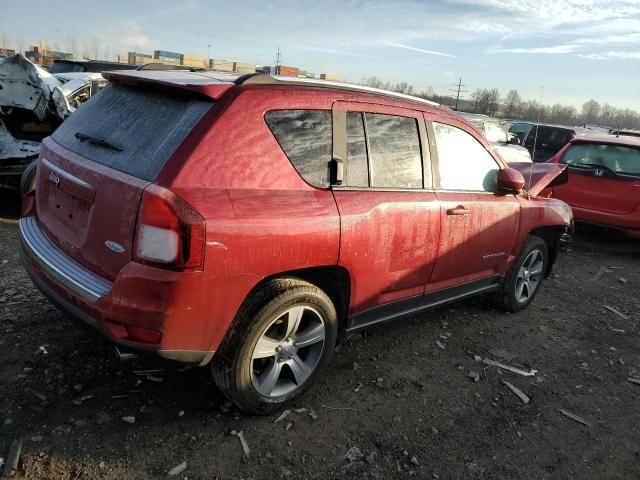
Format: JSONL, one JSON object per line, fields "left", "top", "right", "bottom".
{"left": 35, "top": 83, "right": 213, "bottom": 280}
{"left": 426, "top": 116, "right": 520, "bottom": 291}
{"left": 553, "top": 142, "right": 640, "bottom": 214}
{"left": 331, "top": 102, "right": 440, "bottom": 321}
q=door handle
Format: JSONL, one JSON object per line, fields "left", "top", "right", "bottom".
{"left": 447, "top": 206, "right": 470, "bottom": 216}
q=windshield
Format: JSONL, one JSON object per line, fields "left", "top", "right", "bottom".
{"left": 563, "top": 143, "right": 640, "bottom": 176}
{"left": 52, "top": 83, "right": 213, "bottom": 180}
{"left": 484, "top": 121, "right": 508, "bottom": 143}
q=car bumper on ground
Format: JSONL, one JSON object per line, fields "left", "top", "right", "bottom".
{"left": 19, "top": 216, "right": 215, "bottom": 365}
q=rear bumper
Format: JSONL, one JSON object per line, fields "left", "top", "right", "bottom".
{"left": 19, "top": 216, "right": 215, "bottom": 364}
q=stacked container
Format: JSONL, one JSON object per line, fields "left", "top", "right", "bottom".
{"left": 233, "top": 62, "right": 256, "bottom": 74}
{"left": 210, "top": 59, "right": 234, "bottom": 72}
{"left": 320, "top": 73, "right": 341, "bottom": 81}
{"left": 154, "top": 50, "right": 181, "bottom": 65}
{"left": 276, "top": 65, "right": 299, "bottom": 77}
{"left": 181, "top": 53, "right": 207, "bottom": 68}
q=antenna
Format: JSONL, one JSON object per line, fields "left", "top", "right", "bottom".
{"left": 528, "top": 85, "right": 544, "bottom": 198}
{"left": 449, "top": 77, "right": 466, "bottom": 110}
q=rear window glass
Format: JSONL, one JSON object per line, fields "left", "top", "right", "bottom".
{"left": 525, "top": 126, "right": 573, "bottom": 152}
{"left": 563, "top": 143, "right": 640, "bottom": 176}
{"left": 52, "top": 84, "right": 213, "bottom": 181}
{"left": 265, "top": 110, "right": 332, "bottom": 188}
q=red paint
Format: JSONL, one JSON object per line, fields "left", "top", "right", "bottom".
{"left": 547, "top": 135, "right": 640, "bottom": 236}
{"left": 22, "top": 72, "right": 573, "bottom": 361}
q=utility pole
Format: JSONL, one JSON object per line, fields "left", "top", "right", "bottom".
{"left": 449, "top": 77, "right": 466, "bottom": 111}
{"left": 208, "top": 44, "right": 211, "bottom": 64}
{"left": 275, "top": 47, "right": 282, "bottom": 67}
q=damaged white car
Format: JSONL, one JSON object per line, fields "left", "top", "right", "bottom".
{"left": 0, "top": 55, "right": 108, "bottom": 192}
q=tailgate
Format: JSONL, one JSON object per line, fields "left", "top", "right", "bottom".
{"left": 36, "top": 138, "right": 148, "bottom": 281}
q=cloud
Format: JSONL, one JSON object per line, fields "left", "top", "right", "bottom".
{"left": 118, "top": 20, "right": 152, "bottom": 49}
{"left": 386, "top": 43, "right": 457, "bottom": 58}
{"left": 576, "top": 53, "right": 608, "bottom": 60}
{"left": 488, "top": 44, "right": 579, "bottom": 55}
{"left": 604, "top": 51, "right": 640, "bottom": 60}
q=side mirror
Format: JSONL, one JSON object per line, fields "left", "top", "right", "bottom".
{"left": 507, "top": 133, "right": 520, "bottom": 145}
{"left": 497, "top": 167, "right": 526, "bottom": 194}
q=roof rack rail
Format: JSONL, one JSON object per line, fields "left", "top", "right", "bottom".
{"left": 239, "top": 74, "right": 440, "bottom": 107}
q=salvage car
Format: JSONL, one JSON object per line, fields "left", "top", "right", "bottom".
{"left": 547, "top": 134, "right": 640, "bottom": 238}
{"left": 20, "top": 71, "right": 572, "bottom": 413}
{"left": 0, "top": 55, "right": 109, "bottom": 192}
{"left": 458, "top": 113, "right": 532, "bottom": 163}
{"left": 516, "top": 123, "right": 591, "bottom": 163}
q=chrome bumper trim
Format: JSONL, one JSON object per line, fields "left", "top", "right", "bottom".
{"left": 19, "top": 216, "right": 112, "bottom": 303}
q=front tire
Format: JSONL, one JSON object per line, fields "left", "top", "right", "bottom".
{"left": 495, "top": 235, "right": 548, "bottom": 312}
{"left": 211, "top": 278, "right": 337, "bottom": 414}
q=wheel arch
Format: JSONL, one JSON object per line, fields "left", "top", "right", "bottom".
{"left": 528, "top": 225, "right": 565, "bottom": 278}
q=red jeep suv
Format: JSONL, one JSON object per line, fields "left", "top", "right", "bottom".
{"left": 20, "top": 71, "right": 572, "bottom": 413}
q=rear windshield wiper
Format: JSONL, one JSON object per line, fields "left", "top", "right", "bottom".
{"left": 75, "top": 132, "right": 122, "bottom": 152}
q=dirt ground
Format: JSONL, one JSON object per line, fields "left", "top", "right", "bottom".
{"left": 1, "top": 191, "right": 639, "bottom": 480}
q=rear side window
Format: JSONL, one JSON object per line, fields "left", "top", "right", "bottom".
{"left": 346, "top": 112, "right": 369, "bottom": 187}
{"left": 365, "top": 113, "right": 422, "bottom": 189}
{"left": 265, "top": 110, "right": 332, "bottom": 188}
{"left": 433, "top": 122, "right": 499, "bottom": 192}
{"left": 53, "top": 84, "right": 213, "bottom": 181}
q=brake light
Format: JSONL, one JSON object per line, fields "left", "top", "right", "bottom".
{"left": 133, "top": 185, "right": 205, "bottom": 271}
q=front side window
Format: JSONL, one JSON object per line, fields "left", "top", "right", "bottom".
{"left": 433, "top": 122, "right": 499, "bottom": 192}
{"left": 265, "top": 110, "right": 332, "bottom": 188}
{"left": 365, "top": 113, "right": 422, "bottom": 189}
{"left": 563, "top": 143, "right": 640, "bottom": 177}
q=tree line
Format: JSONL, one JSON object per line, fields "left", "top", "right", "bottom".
{"left": 363, "top": 77, "right": 640, "bottom": 130}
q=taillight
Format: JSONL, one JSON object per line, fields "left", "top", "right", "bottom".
{"left": 133, "top": 185, "right": 205, "bottom": 271}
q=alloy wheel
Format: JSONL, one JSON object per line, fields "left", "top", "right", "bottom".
{"left": 515, "top": 249, "right": 544, "bottom": 303}
{"left": 250, "top": 305, "right": 326, "bottom": 398}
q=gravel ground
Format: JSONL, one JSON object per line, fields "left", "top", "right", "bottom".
{"left": 1, "top": 193, "right": 640, "bottom": 480}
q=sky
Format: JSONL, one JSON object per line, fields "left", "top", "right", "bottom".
{"left": 1, "top": 0, "right": 640, "bottom": 111}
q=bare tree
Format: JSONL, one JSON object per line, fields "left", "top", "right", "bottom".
{"left": 66, "top": 36, "right": 79, "bottom": 57}
{"left": 581, "top": 99, "right": 601, "bottom": 124}
{"left": 0, "top": 33, "right": 8, "bottom": 48}
{"left": 503, "top": 90, "right": 522, "bottom": 118}
{"left": 89, "top": 37, "right": 101, "bottom": 60}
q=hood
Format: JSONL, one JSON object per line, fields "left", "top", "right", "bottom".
{"left": 508, "top": 162, "right": 568, "bottom": 197}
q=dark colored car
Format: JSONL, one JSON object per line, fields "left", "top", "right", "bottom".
{"left": 20, "top": 71, "right": 572, "bottom": 413}
{"left": 48, "top": 59, "right": 138, "bottom": 74}
{"left": 547, "top": 134, "right": 640, "bottom": 238}
{"left": 511, "top": 123, "right": 591, "bottom": 163}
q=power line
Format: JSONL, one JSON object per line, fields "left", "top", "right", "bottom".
{"left": 449, "top": 77, "right": 467, "bottom": 110}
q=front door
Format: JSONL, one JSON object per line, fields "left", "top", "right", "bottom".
{"left": 426, "top": 117, "right": 520, "bottom": 292}
{"left": 331, "top": 102, "right": 441, "bottom": 325}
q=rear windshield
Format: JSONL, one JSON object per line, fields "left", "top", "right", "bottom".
{"left": 564, "top": 143, "right": 640, "bottom": 177}
{"left": 52, "top": 83, "right": 213, "bottom": 181}
{"left": 525, "top": 126, "right": 573, "bottom": 152}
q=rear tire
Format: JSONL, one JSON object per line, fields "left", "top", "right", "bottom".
{"left": 19, "top": 160, "right": 38, "bottom": 197}
{"left": 211, "top": 278, "right": 337, "bottom": 414}
{"left": 494, "top": 235, "right": 548, "bottom": 312}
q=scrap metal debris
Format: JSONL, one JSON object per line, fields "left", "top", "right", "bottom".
{"left": 273, "top": 409, "right": 291, "bottom": 424}
{"left": 559, "top": 409, "right": 592, "bottom": 427}
{"left": 502, "top": 381, "right": 530, "bottom": 404}
{"left": 3, "top": 439, "right": 22, "bottom": 477}
{"left": 232, "top": 430, "right": 250, "bottom": 458}
{"left": 465, "top": 370, "right": 480, "bottom": 382}
{"left": 603, "top": 305, "right": 630, "bottom": 320}
{"left": 167, "top": 461, "right": 187, "bottom": 476}
{"left": 344, "top": 446, "right": 364, "bottom": 462}
{"left": 121, "top": 416, "right": 136, "bottom": 424}
{"left": 483, "top": 359, "right": 537, "bottom": 377}
{"left": 488, "top": 348, "right": 517, "bottom": 362}
{"left": 589, "top": 266, "right": 609, "bottom": 282}
{"left": 628, "top": 378, "right": 640, "bottom": 386}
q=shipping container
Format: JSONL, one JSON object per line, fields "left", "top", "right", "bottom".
{"left": 210, "top": 59, "right": 234, "bottom": 72}
{"left": 233, "top": 62, "right": 256, "bottom": 74}
{"left": 181, "top": 53, "right": 206, "bottom": 68}
{"left": 276, "top": 65, "right": 299, "bottom": 77}
{"left": 320, "top": 73, "right": 341, "bottom": 81}
{"left": 0, "top": 48, "right": 16, "bottom": 57}
{"left": 154, "top": 50, "right": 180, "bottom": 59}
